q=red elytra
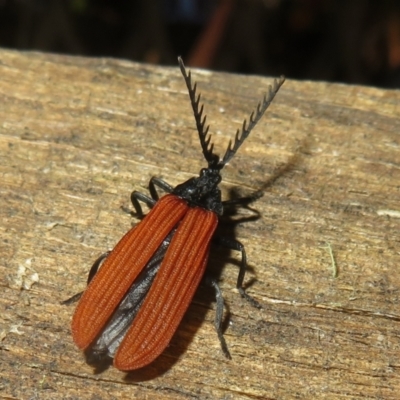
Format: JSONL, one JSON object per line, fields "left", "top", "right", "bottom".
{"left": 68, "top": 57, "right": 285, "bottom": 371}
{"left": 72, "top": 195, "right": 217, "bottom": 370}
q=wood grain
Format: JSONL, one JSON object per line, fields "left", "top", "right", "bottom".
{"left": 0, "top": 48, "right": 399, "bottom": 399}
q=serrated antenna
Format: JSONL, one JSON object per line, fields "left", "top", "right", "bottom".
{"left": 178, "top": 57, "right": 219, "bottom": 166}
{"left": 219, "top": 75, "right": 285, "bottom": 168}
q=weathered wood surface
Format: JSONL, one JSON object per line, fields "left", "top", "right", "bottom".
{"left": 0, "top": 48, "right": 399, "bottom": 400}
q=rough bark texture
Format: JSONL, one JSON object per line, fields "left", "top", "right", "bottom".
{"left": 0, "top": 48, "right": 399, "bottom": 399}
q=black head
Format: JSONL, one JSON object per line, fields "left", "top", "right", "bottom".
{"left": 172, "top": 57, "right": 285, "bottom": 215}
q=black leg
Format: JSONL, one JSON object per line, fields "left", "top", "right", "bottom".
{"left": 204, "top": 276, "right": 231, "bottom": 359}
{"left": 220, "top": 189, "right": 262, "bottom": 223}
{"left": 130, "top": 177, "right": 173, "bottom": 217}
{"left": 214, "top": 236, "right": 262, "bottom": 309}
{"left": 130, "top": 191, "right": 156, "bottom": 217}
{"left": 87, "top": 251, "right": 111, "bottom": 284}
{"left": 61, "top": 291, "right": 83, "bottom": 305}
{"left": 61, "top": 251, "right": 111, "bottom": 305}
{"left": 149, "top": 177, "right": 173, "bottom": 201}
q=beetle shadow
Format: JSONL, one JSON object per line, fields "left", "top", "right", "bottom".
{"left": 122, "top": 297, "right": 219, "bottom": 381}
{"left": 209, "top": 142, "right": 307, "bottom": 293}
{"left": 122, "top": 282, "right": 238, "bottom": 382}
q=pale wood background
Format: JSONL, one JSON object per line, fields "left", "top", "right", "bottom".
{"left": 0, "top": 48, "right": 399, "bottom": 399}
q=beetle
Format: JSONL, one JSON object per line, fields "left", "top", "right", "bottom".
{"left": 69, "top": 57, "right": 285, "bottom": 371}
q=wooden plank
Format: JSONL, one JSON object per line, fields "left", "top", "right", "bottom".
{"left": 0, "top": 48, "right": 399, "bottom": 400}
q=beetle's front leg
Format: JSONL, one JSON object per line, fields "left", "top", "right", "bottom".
{"left": 130, "top": 177, "right": 173, "bottom": 217}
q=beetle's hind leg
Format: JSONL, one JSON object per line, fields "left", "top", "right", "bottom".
{"left": 203, "top": 276, "right": 232, "bottom": 359}
{"left": 213, "top": 236, "right": 262, "bottom": 309}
